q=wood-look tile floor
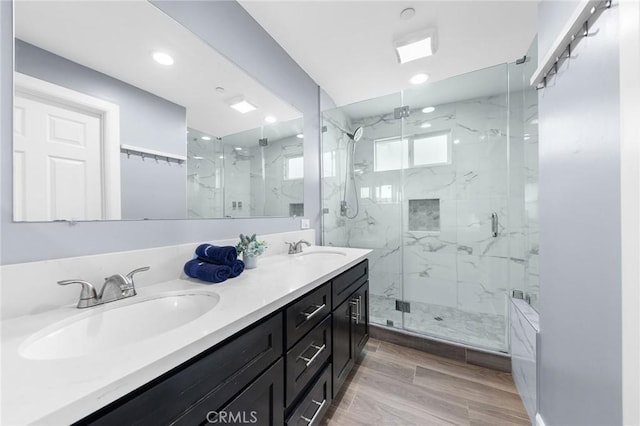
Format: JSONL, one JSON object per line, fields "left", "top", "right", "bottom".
{"left": 321, "top": 338, "right": 530, "bottom": 426}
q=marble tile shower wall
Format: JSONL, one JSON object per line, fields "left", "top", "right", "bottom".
{"left": 187, "top": 138, "right": 224, "bottom": 218}
{"left": 322, "top": 108, "right": 352, "bottom": 248}
{"left": 249, "top": 135, "right": 304, "bottom": 217}
{"left": 326, "top": 95, "right": 516, "bottom": 323}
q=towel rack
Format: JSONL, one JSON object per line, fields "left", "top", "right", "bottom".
{"left": 120, "top": 144, "right": 187, "bottom": 164}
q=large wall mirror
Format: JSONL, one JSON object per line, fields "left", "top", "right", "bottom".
{"left": 12, "top": 1, "right": 304, "bottom": 222}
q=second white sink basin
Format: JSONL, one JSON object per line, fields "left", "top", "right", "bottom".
{"left": 19, "top": 291, "right": 219, "bottom": 360}
{"left": 295, "top": 249, "right": 347, "bottom": 260}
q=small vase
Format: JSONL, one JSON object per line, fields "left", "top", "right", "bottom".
{"left": 243, "top": 253, "right": 258, "bottom": 269}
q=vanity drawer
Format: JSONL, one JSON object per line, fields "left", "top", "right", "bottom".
{"left": 285, "top": 283, "right": 331, "bottom": 349}
{"left": 332, "top": 259, "right": 368, "bottom": 309}
{"left": 285, "top": 314, "right": 332, "bottom": 407}
{"left": 79, "top": 313, "right": 283, "bottom": 426}
{"left": 286, "top": 364, "right": 332, "bottom": 426}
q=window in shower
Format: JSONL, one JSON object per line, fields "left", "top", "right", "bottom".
{"left": 374, "top": 137, "right": 408, "bottom": 171}
{"left": 374, "top": 131, "right": 451, "bottom": 171}
{"left": 411, "top": 131, "right": 451, "bottom": 167}
{"left": 408, "top": 198, "right": 440, "bottom": 232}
{"left": 284, "top": 155, "right": 304, "bottom": 180}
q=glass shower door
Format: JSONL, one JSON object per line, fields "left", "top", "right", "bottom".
{"left": 321, "top": 93, "right": 405, "bottom": 330}
{"left": 399, "top": 64, "right": 511, "bottom": 352}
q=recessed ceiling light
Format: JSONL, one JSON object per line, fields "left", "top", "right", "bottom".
{"left": 186, "top": 130, "right": 190, "bottom": 134}
{"left": 399, "top": 7, "right": 415, "bottom": 20}
{"left": 265, "top": 115, "right": 277, "bottom": 123}
{"left": 421, "top": 122, "right": 432, "bottom": 129}
{"left": 234, "top": 147, "right": 242, "bottom": 151}
{"left": 410, "top": 73, "right": 429, "bottom": 85}
{"left": 152, "top": 51, "right": 174, "bottom": 66}
{"left": 229, "top": 99, "right": 257, "bottom": 114}
{"left": 394, "top": 29, "right": 437, "bottom": 64}
{"left": 193, "top": 156, "right": 204, "bottom": 160}
{"left": 219, "top": 155, "right": 224, "bottom": 159}
{"left": 201, "top": 136, "right": 211, "bottom": 141}
{"left": 531, "top": 118, "right": 539, "bottom": 125}
{"left": 454, "top": 139, "right": 460, "bottom": 144}
{"left": 422, "top": 106, "right": 435, "bottom": 113}
{"left": 296, "top": 133, "right": 304, "bottom": 139}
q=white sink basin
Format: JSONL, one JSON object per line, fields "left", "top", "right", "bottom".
{"left": 19, "top": 291, "right": 220, "bottom": 360}
{"left": 295, "top": 249, "right": 347, "bottom": 260}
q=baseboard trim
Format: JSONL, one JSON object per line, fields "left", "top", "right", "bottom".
{"left": 370, "top": 324, "right": 512, "bottom": 372}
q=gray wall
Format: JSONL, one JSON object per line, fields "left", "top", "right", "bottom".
{"left": 537, "top": 3, "right": 622, "bottom": 425}
{"left": 15, "top": 40, "right": 187, "bottom": 220}
{"left": 1, "top": 1, "right": 322, "bottom": 264}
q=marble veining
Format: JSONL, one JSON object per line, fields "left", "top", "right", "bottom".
{"left": 322, "top": 83, "right": 538, "bottom": 353}
{"left": 369, "top": 294, "right": 507, "bottom": 352}
{"left": 510, "top": 298, "right": 538, "bottom": 421}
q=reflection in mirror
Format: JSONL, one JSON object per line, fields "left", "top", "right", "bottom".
{"left": 13, "top": 1, "right": 303, "bottom": 222}
{"left": 217, "top": 117, "right": 304, "bottom": 218}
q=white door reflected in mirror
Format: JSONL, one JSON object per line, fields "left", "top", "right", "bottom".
{"left": 13, "top": 73, "right": 121, "bottom": 221}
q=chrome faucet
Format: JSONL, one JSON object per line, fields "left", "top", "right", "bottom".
{"left": 286, "top": 240, "right": 311, "bottom": 254}
{"left": 58, "top": 266, "right": 150, "bottom": 308}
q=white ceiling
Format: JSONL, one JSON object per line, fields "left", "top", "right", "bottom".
{"left": 14, "top": 1, "right": 301, "bottom": 138}
{"left": 240, "top": 1, "right": 538, "bottom": 107}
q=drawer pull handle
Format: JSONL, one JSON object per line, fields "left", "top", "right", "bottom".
{"left": 350, "top": 298, "right": 361, "bottom": 324}
{"left": 303, "top": 303, "right": 326, "bottom": 321}
{"left": 300, "top": 399, "right": 327, "bottom": 425}
{"left": 298, "top": 344, "right": 326, "bottom": 367}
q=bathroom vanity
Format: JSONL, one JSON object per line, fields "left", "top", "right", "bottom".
{"left": 0, "top": 238, "right": 370, "bottom": 425}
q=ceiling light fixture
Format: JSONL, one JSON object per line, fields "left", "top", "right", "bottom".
{"left": 296, "top": 133, "right": 304, "bottom": 139}
{"left": 394, "top": 29, "right": 437, "bottom": 64}
{"left": 234, "top": 147, "right": 242, "bottom": 151}
{"left": 422, "top": 106, "right": 435, "bottom": 113}
{"left": 421, "top": 122, "right": 432, "bottom": 129}
{"left": 410, "top": 73, "right": 429, "bottom": 85}
{"left": 229, "top": 98, "right": 257, "bottom": 114}
{"left": 265, "top": 116, "right": 277, "bottom": 123}
{"left": 399, "top": 7, "right": 415, "bottom": 20}
{"left": 152, "top": 51, "right": 174, "bottom": 66}
{"left": 193, "top": 156, "right": 204, "bottom": 160}
{"left": 201, "top": 136, "right": 212, "bottom": 141}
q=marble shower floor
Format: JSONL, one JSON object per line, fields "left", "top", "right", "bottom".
{"left": 369, "top": 294, "right": 508, "bottom": 352}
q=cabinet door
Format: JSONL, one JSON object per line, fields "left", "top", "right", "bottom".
{"left": 352, "top": 282, "right": 369, "bottom": 356}
{"left": 206, "top": 359, "right": 284, "bottom": 426}
{"left": 332, "top": 294, "right": 354, "bottom": 397}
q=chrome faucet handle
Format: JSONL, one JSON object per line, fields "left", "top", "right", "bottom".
{"left": 285, "top": 242, "right": 296, "bottom": 254}
{"left": 57, "top": 280, "right": 98, "bottom": 308}
{"left": 126, "top": 266, "right": 150, "bottom": 284}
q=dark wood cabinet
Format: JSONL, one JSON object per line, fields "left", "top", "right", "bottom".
{"left": 352, "top": 282, "right": 369, "bottom": 356}
{"left": 78, "top": 313, "right": 283, "bottom": 426}
{"left": 210, "top": 359, "right": 284, "bottom": 426}
{"left": 285, "top": 364, "right": 332, "bottom": 426}
{"left": 75, "top": 259, "right": 368, "bottom": 426}
{"left": 285, "top": 315, "right": 332, "bottom": 407}
{"left": 332, "top": 281, "right": 369, "bottom": 397}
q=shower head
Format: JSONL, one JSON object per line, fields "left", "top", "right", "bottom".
{"left": 347, "top": 126, "right": 364, "bottom": 142}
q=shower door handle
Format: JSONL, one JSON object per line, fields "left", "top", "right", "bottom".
{"left": 491, "top": 212, "right": 499, "bottom": 237}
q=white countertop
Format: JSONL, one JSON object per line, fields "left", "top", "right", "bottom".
{"left": 1, "top": 246, "right": 370, "bottom": 425}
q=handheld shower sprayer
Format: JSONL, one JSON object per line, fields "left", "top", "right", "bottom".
{"left": 340, "top": 126, "right": 364, "bottom": 219}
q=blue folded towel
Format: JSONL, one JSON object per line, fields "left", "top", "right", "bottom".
{"left": 229, "top": 259, "right": 245, "bottom": 278}
{"left": 195, "top": 244, "right": 238, "bottom": 266}
{"left": 184, "top": 259, "right": 231, "bottom": 283}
